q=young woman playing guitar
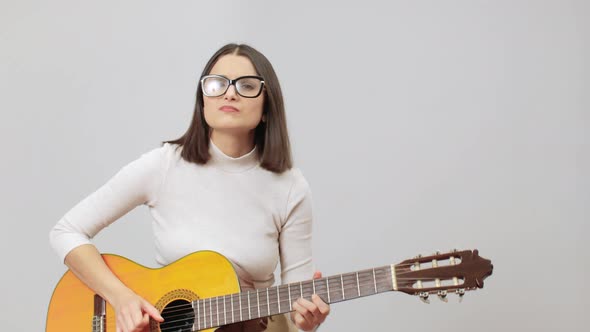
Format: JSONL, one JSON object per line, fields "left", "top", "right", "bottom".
{"left": 49, "top": 43, "right": 329, "bottom": 332}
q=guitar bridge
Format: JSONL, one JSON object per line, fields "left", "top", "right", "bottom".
{"left": 92, "top": 294, "right": 106, "bottom": 332}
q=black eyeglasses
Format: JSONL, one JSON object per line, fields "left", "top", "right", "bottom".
{"left": 200, "top": 74, "right": 265, "bottom": 98}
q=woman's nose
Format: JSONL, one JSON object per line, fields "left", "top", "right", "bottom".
{"left": 224, "top": 84, "right": 238, "bottom": 100}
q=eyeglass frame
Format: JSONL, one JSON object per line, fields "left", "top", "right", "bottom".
{"left": 200, "top": 74, "right": 266, "bottom": 98}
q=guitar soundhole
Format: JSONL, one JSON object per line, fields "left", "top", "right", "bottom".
{"left": 159, "top": 299, "right": 194, "bottom": 332}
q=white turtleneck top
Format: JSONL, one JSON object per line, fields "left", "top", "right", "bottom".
{"left": 49, "top": 141, "right": 315, "bottom": 290}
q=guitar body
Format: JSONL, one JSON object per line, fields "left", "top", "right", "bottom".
{"left": 46, "top": 250, "right": 240, "bottom": 332}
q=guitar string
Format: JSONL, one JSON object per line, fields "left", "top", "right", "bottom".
{"left": 96, "top": 260, "right": 464, "bottom": 330}
{"left": 101, "top": 275, "right": 465, "bottom": 331}
{"left": 159, "top": 277, "right": 464, "bottom": 332}
{"left": 105, "top": 267, "right": 463, "bottom": 324}
{"left": 101, "top": 284, "right": 467, "bottom": 331}
{"left": 151, "top": 283, "right": 391, "bottom": 326}
{"left": 97, "top": 277, "right": 390, "bottom": 330}
{"left": 138, "top": 273, "right": 392, "bottom": 318}
{"left": 102, "top": 282, "right": 396, "bottom": 331}
{"left": 102, "top": 288, "right": 388, "bottom": 331}
{"left": 146, "top": 267, "right": 463, "bottom": 319}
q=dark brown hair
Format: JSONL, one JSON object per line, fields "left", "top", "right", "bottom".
{"left": 164, "top": 43, "right": 292, "bottom": 173}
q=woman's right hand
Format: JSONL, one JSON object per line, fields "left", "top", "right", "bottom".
{"left": 111, "top": 288, "right": 164, "bottom": 332}
{"left": 62, "top": 245, "right": 164, "bottom": 331}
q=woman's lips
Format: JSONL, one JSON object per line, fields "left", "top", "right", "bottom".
{"left": 219, "top": 106, "right": 240, "bottom": 112}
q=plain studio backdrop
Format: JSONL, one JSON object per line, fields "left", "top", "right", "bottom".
{"left": 0, "top": 0, "right": 587, "bottom": 330}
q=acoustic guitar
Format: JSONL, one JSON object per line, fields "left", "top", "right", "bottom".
{"left": 46, "top": 249, "right": 493, "bottom": 331}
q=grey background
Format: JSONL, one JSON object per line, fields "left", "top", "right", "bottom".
{"left": 1, "top": 0, "right": 588, "bottom": 330}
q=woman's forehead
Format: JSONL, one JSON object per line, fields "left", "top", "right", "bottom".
{"left": 209, "top": 54, "right": 258, "bottom": 78}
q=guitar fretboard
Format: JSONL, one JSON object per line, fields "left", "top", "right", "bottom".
{"left": 192, "top": 265, "right": 393, "bottom": 330}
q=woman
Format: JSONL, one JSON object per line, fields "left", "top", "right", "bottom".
{"left": 49, "top": 43, "right": 330, "bottom": 332}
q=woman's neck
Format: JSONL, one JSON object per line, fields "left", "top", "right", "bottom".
{"left": 210, "top": 130, "right": 255, "bottom": 158}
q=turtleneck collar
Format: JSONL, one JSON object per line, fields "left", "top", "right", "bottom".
{"left": 209, "top": 140, "right": 259, "bottom": 173}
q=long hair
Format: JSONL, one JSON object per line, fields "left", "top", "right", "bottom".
{"left": 165, "top": 43, "right": 292, "bottom": 173}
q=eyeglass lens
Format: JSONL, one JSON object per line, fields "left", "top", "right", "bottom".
{"left": 202, "top": 76, "right": 263, "bottom": 97}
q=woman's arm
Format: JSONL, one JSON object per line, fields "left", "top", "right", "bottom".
{"left": 280, "top": 169, "right": 330, "bottom": 331}
{"left": 49, "top": 146, "right": 168, "bottom": 262}
{"left": 64, "top": 244, "right": 164, "bottom": 331}
{"left": 49, "top": 145, "right": 170, "bottom": 332}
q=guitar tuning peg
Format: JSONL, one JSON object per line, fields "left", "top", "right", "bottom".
{"left": 418, "top": 292, "right": 430, "bottom": 304}
{"left": 456, "top": 288, "right": 465, "bottom": 303}
{"left": 437, "top": 290, "right": 448, "bottom": 302}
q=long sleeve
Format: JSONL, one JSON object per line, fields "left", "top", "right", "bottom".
{"left": 279, "top": 169, "right": 314, "bottom": 285}
{"left": 279, "top": 170, "right": 322, "bottom": 331}
{"left": 49, "top": 145, "right": 169, "bottom": 263}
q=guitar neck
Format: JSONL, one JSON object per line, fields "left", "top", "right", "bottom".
{"left": 191, "top": 265, "right": 395, "bottom": 330}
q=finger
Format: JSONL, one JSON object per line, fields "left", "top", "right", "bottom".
{"left": 296, "top": 297, "right": 321, "bottom": 324}
{"left": 130, "top": 306, "right": 145, "bottom": 330}
{"left": 139, "top": 313, "right": 150, "bottom": 328}
{"left": 299, "top": 297, "right": 321, "bottom": 316}
{"left": 142, "top": 300, "right": 164, "bottom": 322}
{"left": 313, "top": 271, "right": 322, "bottom": 279}
{"left": 292, "top": 310, "right": 312, "bottom": 330}
{"left": 311, "top": 295, "right": 329, "bottom": 324}
{"left": 312, "top": 294, "right": 330, "bottom": 315}
{"left": 292, "top": 300, "right": 315, "bottom": 326}
{"left": 116, "top": 316, "right": 126, "bottom": 332}
{"left": 291, "top": 311, "right": 311, "bottom": 330}
{"left": 121, "top": 311, "right": 135, "bottom": 332}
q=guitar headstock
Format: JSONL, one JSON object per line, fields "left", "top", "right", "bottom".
{"left": 393, "top": 249, "right": 493, "bottom": 303}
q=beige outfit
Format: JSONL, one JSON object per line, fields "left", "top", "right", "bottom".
{"left": 49, "top": 141, "right": 316, "bottom": 332}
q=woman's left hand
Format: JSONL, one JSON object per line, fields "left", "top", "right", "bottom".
{"left": 290, "top": 271, "right": 331, "bottom": 331}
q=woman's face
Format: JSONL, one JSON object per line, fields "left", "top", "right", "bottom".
{"left": 203, "top": 54, "right": 265, "bottom": 136}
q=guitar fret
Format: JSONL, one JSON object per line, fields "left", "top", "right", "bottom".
{"left": 247, "top": 291, "right": 251, "bottom": 320}
{"left": 267, "top": 288, "right": 270, "bottom": 316}
{"left": 312, "top": 279, "right": 316, "bottom": 294}
{"left": 373, "top": 268, "right": 377, "bottom": 293}
{"left": 223, "top": 296, "right": 227, "bottom": 325}
{"left": 216, "top": 297, "right": 219, "bottom": 327}
{"left": 326, "top": 278, "right": 331, "bottom": 302}
{"left": 341, "top": 275, "right": 345, "bottom": 299}
{"left": 356, "top": 272, "right": 360, "bottom": 296}
{"left": 257, "top": 290, "right": 261, "bottom": 318}
{"left": 245, "top": 293, "right": 250, "bottom": 321}
{"left": 299, "top": 281, "right": 303, "bottom": 298}
{"left": 239, "top": 293, "right": 243, "bottom": 322}
{"left": 287, "top": 285, "right": 293, "bottom": 311}
{"left": 277, "top": 286, "right": 281, "bottom": 312}
{"left": 209, "top": 298, "right": 213, "bottom": 327}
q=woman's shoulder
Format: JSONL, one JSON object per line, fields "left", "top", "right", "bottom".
{"left": 141, "top": 142, "right": 182, "bottom": 160}
{"left": 272, "top": 166, "right": 312, "bottom": 195}
{"left": 125, "top": 142, "right": 182, "bottom": 173}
